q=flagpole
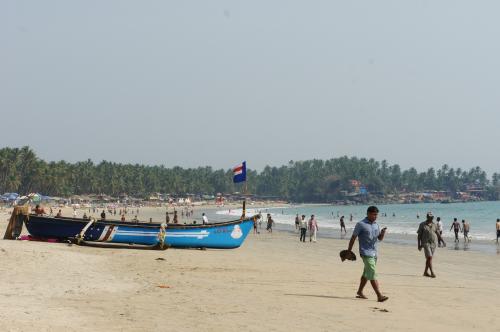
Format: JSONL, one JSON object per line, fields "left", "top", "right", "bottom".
{"left": 233, "top": 161, "right": 247, "bottom": 219}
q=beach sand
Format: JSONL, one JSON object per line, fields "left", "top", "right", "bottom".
{"left": 0, "top": 208, "right": 499, "bottom": 331}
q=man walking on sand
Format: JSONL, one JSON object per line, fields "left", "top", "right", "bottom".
{"left": 417, "top": 212, "right": 446, "bottom": 278}
{"left": 346, "top": 206, "right": 388, "bottom": 302}
{"left": 308, "top": 215, "right": 318, "bottom": 242}
{"left": 450, "top": 218, "right": 461, "bottom": 242}
{"left": 299, "top": 215, "right": 307, "bottom": 242}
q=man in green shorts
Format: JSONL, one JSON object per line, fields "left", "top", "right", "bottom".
{"left": 346, "top": 206, "right": 388, "bottom": 302}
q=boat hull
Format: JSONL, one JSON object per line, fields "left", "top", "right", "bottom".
{"left": 25, "top": 216, "right": 161, "bottom": 246}
{"left": 25, "top": 215, "right": 254, "bottom": 249}
{"left": 165, "top": 220, "right": 253, "bottom": 249}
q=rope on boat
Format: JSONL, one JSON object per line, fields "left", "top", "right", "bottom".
{"left": 158, "top": 223, "right": 168, "bottom": 249}
{"left": 75, "top": 218, "right": 96, "bottom": 245}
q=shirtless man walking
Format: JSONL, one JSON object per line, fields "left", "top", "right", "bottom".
{"left": 450, "top": 218, "right": 461, "bottom": 243}
{"left": 340, "top": 216, "right": 347, "bottom": 235}
{"left": 462, "top": 220, "right": 471, "bottom": 242}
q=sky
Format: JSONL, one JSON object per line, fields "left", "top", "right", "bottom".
{"left": 2, "top": 1, "right": 500, "bottom": 174}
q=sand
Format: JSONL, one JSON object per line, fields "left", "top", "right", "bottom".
{"left": 0, "top": 207, "right": 499, "bottom": 332}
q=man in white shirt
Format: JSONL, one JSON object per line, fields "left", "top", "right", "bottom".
{"left": 299, "top": 215, "right": 307, "bottom": 242}
{"left": 436, "top": 217, "right": 445, "bottom": 247}
{"left": 202, "top": 213, "right": 208, "bottom": 225}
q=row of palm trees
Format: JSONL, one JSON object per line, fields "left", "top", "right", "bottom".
{"left": 0, "top": 146, "right": 498, "bottom": 202}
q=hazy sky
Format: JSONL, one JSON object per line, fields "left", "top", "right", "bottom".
{"left": 2, "top": 1, "right": 500, "bottom": 173}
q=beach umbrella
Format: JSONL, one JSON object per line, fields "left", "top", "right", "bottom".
{"left": 28, "top": 193, "right": 42, "bottom": 203}
{"left": 7, "top": 193, "right": 19, "bottom": 200}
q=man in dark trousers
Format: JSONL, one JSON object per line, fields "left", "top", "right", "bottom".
{"left": 299, "top": 214, "right": 307, "bottom": 242}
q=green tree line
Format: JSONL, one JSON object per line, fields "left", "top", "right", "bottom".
{"left": 1, "top": 146, "right": 500, "bottom": 202}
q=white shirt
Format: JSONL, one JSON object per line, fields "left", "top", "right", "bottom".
{"left": 202, "top": 215, "right": 208, "bottom": 224}
{"left": 436, "top": 220, "right": 443, "bottom": 232}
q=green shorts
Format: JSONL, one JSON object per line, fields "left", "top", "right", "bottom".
{"left": 362, "top": 256, "right": 377, "bottom": 280}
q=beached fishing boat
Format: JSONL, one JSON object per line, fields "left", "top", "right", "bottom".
{"left": 25, "top": 215, "right": 165, "bottom": 248}
{"left": 23, "top": 214, "right": 254, "bottom": 249}
{"left": 164, "top": 218, "right": 254, "bottom": 249}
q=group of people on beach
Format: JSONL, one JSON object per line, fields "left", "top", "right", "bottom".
{"left": 165, "top": 209, "right": 207, "bottom": 225}
{"left": 448, "top": 218, "right": 471, "bottom": 243}
{"left": 294, "top": 214, "right": 319, "bottom": 242}
{"left": 345, "top": 206, "right": 448, "bottom": 303}
{"left": 253, "top": 213, "right": 275, "bottom": 234}
{"left": 344, "top": 206, "right": 500, "bottom": 303}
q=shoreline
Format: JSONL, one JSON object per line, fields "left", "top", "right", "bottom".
{"left": 274, "top": 224, "right": 500, "bottom": 256}
{"left": 5, "top": 203, "right": 499, "bottom": 256}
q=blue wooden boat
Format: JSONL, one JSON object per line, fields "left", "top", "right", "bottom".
{"left": 164, "top": 219, "right": 254, "bottom": 249}
{"left": 24, "top": 214, "right": 254, "bottom": 249}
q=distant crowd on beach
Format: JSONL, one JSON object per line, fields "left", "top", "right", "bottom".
{"left": 245, "top": 206, "right": 500, "bottom": 251}
{"left": 299, "top": 210, "right": 500, "bottom": 244}
{"left": 28, "top": 204, "right": 212, "bottom": 226}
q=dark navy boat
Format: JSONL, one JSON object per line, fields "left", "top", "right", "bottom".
{"left": 25, "top": 214, "right": 254, "bottom": 249}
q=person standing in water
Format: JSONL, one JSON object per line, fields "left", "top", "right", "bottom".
{"left": 346, "top": 206, "right": 388, "bottom": 302}
{"left": 340, "top": 216, "right": 347, "bottom": 235}
{"left": 436, "top": 217, "right": 445, "bottom": 247}
{"left": 308, "top": 215, "right": 318, "bottom": 242}
{"left": 496, "top": 219, "right": 500, "bottom": 244}
{"left": 295, "top": 214, "right": 300, "bottom": 231}
{"left": 266, "top": 214, "right": 274, "bottom": 233}
{"left": 462, "top": 220, "right": 471, "bottom": 242}
{"left": 450, "top": 218, "right": 461, "bottom": 242}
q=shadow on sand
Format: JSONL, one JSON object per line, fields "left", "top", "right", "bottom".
{"left": 284, "top": 293, "right": 358, "bottom": 301}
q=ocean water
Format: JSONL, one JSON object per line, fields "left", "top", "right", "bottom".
{"left": 215, "top": 201, "right": 500, "bottom": 254}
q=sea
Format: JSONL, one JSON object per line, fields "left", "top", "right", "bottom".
{"left": 214, "top": 201, "right": 500, "bottom": 255}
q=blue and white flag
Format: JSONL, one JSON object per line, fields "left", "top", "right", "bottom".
{"left": 233, "top": 162, "right": 247, "bottom": 183}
